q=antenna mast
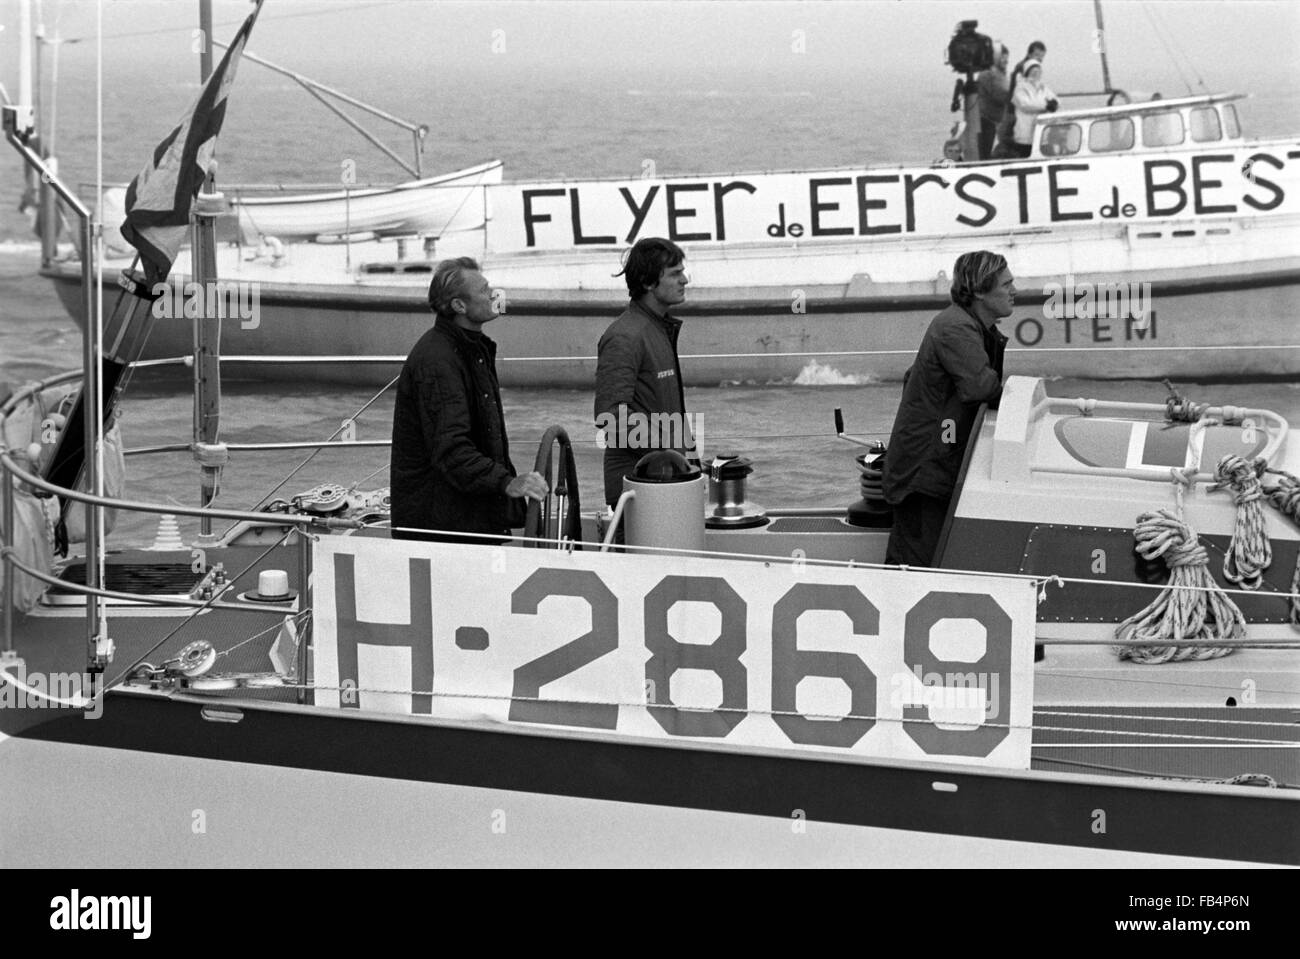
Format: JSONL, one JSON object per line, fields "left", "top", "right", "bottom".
{"left": 1094, "top": 0, "right": 1113, "bottom": 94}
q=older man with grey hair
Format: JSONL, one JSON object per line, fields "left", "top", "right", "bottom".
{"left": 390, "top": 257, "right": 547, "bottom": 544}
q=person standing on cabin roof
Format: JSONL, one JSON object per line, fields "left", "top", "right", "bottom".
{"left": 995, "top": 40, "right": 1046, "bottom": 158}
{"left": 390, "top": 257, "right": 548, "bottom": 544}
{"left": 1010, "top": 60, "right": 1058, "bottom": 158}
{"left": 881, "top": 251, "right": 1013, "bottom": 568}
{"left": 976, "top": 42, "right": 1011, "bottom": 160}
{"left": 594, "top": 237, "right": 699, "bottom": 513}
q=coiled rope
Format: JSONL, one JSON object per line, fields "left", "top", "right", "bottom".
{"left": 1209, "top": 454, "right": 1271, "bottom": 589}
{"left": 1258, "top": 462, "right": 1300, "bottom": 626}
{"left": 1114, "top": 474, "right": 1244, "bottom": 664}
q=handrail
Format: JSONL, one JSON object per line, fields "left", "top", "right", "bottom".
{"left": 1022, "top": 395, "right": 1290, "bottom": 485}
{"left": 0, "top": 448, "right": 355, "bottom": 530}
{"left": 0, "top": 367, "right": 85, "bottom": 415}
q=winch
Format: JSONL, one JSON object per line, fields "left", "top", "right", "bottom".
{"left": 705, "top": 453, "right": 768, "bottom": 529}
{"left": 846, "top": 442, "right": 893, "bottom": 528}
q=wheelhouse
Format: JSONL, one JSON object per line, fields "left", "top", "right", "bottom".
{"left": 1033, "top": 93, "right": 1246, "bottom": 158}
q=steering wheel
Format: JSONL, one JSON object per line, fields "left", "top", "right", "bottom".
{"left": 523, "top": 425, "right": 583, "bottom": 548}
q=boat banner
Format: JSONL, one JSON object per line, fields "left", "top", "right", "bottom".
{"left": 484, "top": 146, "right": 1299, "bottom": 253}
{"left": 312, "top": 537, "right": 1037, "bottom": 769}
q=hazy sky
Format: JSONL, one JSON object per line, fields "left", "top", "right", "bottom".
{"left": 1, "top": 0, "right": 1297, "bottom": 95}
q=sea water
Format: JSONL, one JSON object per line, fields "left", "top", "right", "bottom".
{"left": 1, "top": 1, "right": 1297, "bottom": 543}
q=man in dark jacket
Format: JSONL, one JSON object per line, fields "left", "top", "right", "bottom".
{"left": 595, "top": 237, "right": 698, "bottom": 508}
{"left": 391, "top": 257, "right": 547, "bottom": 544}
{"left": 882, "top": 250, "right": 1013, "bottom": 567}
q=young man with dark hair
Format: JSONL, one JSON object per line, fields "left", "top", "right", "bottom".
{"left": 881, "top": 251, "right": 1013, "bottom": 567}
{"left": 390, "top": 257, "right": 547, "bottom": 544}
{"left": 594, "top": 237, "right": 698, "bottom": 510}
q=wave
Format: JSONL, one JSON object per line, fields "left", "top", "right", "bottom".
{"left": 791, "top": 360, "right": 873, "bottom": 387}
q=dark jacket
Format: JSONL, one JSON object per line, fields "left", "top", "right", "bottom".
{"left": 594, "top": 299, "right": 693, "bottom": 505}
{"left": 390, "top": 319, "right": 524, "bottom": 541}
{"left": 882, "top": 302, "right": 1006, "bottom": 505}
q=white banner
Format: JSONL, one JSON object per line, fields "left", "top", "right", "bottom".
{"left": 485, "top": 144, "right": 1299, "bottom": 253}
{"left": 313, "top": 537, "right": 1037, "bottom": 769}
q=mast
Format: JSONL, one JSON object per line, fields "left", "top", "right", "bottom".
{"left": 88, "top": 0, "right": 107, "bottom": 672}
{"left": 17, "top": 0, "right": 32, "bottom": 108}
{"left": 20, "top": 0, "right": 59, "bottom": 265}
{"left": 193, "top": 0, "right": 224, "bottom": 545}
{"left": 1094, "top": 0, "right": 1113, "bottom": 95}
{"left": 199, "top": 0, "right": 214, "bottom": 81}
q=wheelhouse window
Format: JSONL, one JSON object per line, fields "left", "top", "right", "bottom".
{"left": 1089, "top": 116, "right": 1134, "bottom": 152}
{"left": 1039, "top": 122, "right": 1082, "bottom": 156}
{"left": 1189, "top": 106, "right": 1222, "bottom": 142}
{"left": 1141, "top": 110, "right": 1185, "bottom": 147}
{"left": 1223, "top": 103, "right": 1241, "bottom": 138}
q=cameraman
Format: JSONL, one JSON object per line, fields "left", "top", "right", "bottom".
{"left": 976, "top": 42, "right": 1010, "bottom": 160}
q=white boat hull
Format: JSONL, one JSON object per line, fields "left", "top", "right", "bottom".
{"left": 0, "top": 734, "right": 1273, "bottom": 867}
{"left": 46, "top": 245, "right": 1300, "bottom": 387}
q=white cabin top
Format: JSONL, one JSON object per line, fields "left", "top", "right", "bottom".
{"left": 1033, "top": 93, "right": 1246, "bottom": 159}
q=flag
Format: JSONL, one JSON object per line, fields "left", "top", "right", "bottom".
{"left": 120, "top": 0, "right": 264, "bottom": 287}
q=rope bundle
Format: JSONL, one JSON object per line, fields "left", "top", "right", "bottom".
{"left": 1162, "top": 378, "right": 1208, "bottom": 423}
{"left": 1209, "top": 454, "right": 1271, "bottom": 589}
{"left": 1259, "top": 463, "right": 1300, "bottom": 626}
{"left": 1114, "top": 508, "right": 1244, "bottom": 664}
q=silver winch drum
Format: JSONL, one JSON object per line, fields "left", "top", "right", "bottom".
{"left": 705, "top": 453, "right": 768, "bottom": 529}
{"left": 623, "top": 451, "right": 706, "bottom": 552}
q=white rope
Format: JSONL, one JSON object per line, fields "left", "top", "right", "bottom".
{"left": 1210, "top": 454, "right": 1271, "bottom": 589}
{"left": 1259, "top": 462, "right": 1300, "bottom": 627}
{"left": 1114, "top": 475, "right": 1245, "bottom": 664}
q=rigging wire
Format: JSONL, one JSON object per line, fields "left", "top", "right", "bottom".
{"left": 347, "top": 460, "right": 391, "bottom": 492}
{"left": 1143, "top": 0, "right": 1210, "bottom": 94}
{"left": 248, "top": 374, "right": 400, "bottom": 511}
{"left": 1138, "top": 1, "right": 1196, "bottom": 96}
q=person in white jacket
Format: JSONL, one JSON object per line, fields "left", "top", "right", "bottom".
{"left": 1010, "top": 60, "right": 1058, "bottom": 157}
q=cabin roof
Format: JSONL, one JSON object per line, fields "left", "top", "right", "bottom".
{"left": 1048, "top": 92, "right": 1245, "bottom": 122}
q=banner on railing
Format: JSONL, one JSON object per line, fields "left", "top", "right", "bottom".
{"left": 312, "top": 536, "right": 1037, "bottom": 769}
{"left": 484, "top": 145, "right": 1299, "bottom": 253}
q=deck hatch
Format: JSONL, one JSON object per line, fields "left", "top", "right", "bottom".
{"left": 51, "top": 562, "right": 200, "bottom": 596}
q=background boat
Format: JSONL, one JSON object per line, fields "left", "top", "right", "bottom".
{"left": 7, "top": 1, "right": 1300, "bottom": 387}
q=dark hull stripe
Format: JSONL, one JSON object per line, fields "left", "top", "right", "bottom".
{"left": 44, "top": 264, "right": 1300, "bottom": 317}
{"left": 11, "top": 691, "right": 1298, "bottom": 865}
{"left": 942, "top": 517, "right": 1300, "bottom": 624}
